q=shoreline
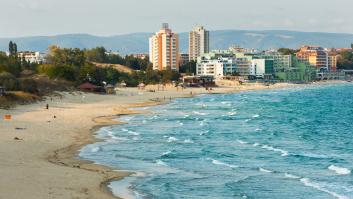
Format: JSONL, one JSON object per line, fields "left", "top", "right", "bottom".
{"left": 0, "top": 81, "right": 348, "bottom": 199}
{"left": 47, "top": 101, "right": 170, "bottom": 199}
{"left": 74, "top": 80, "right": 348, "bottom": 199}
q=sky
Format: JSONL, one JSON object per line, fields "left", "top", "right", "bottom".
{"left": 1, "top": 0, "right": 353, "bottom": 38}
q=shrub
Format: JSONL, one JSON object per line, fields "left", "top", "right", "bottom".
{"left": 51, "top": 66, "right": 76, "bottom": 81}
{"left": 19, "top": 78, "right": 38, "bottom": 93}
{"left": 37, "top": 64, "right": 76, "bottom": 81}
{"left": 0, "top": 72, "right": 19, "bottom": 90}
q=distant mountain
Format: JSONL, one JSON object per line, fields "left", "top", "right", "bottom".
{"left": 1, "top": 30, "right": 352, "bottom": 54}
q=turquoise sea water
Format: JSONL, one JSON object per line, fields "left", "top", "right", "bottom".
{"left": 80, "top": 83, "right": 353, "bottom": 199}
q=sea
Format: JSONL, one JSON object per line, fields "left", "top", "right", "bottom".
{"left": 80, "top": 83, "right": 353, "bottom": 199}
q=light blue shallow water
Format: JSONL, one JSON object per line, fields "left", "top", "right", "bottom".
{"left": 80, "top": 83, "right": 353, "bottom": 199}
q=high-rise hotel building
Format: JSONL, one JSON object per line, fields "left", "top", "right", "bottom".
{"left": 189, "top": 26, "right": 210, "bottom": 62}
{"left": 296, "top": 46, "right": 329, "bottom": 71}
{"left": 149, "top": 23, "right": 179, "bottom": 71}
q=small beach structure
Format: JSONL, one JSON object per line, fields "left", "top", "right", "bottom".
{"left": 138, "top": 83, "right": 146, "bottom": 90}
{"left": 182, "top": 76, "right": 215, "bottom": 87}
{"left": 78, "top": 82, "right": 99, "bottom": 92}
{"left": 116, "top": 81, "right": 127, "bottom": 88}
{"left": 105, "top": 84, "right": 115, "bottom": 94}
{"left": 0, "top": 86, "right": 5, "bottom": 96}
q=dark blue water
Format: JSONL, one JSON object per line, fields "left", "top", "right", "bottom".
{"left": 80, "top": 83, "right": 353, "bottom": 199}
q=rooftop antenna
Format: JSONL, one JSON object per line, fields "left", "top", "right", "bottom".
{"left": 162, "top": 23, "right": 169, "bottom": 29}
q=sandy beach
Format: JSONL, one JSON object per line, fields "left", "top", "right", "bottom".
{"left": 0, "top": 82, "right": 341, "bottom": 199}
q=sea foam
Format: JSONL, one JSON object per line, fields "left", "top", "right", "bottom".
{"left": 161, "top": 151, "right": 172, "bottom": 156}
{"left": 328, "top": 165, "right": 351, "bottom": 175}
{"left": 91, "top": 146, "right": 101, "bottom": 153}
{"left": 167, "top": 136, "right": 178, "bottom": 143}
{"left": 261, "top": 145, "right": 289, "bottom": 157}
{"left": 237, "top": 140, "right": 248, "bottom": 145}
{"left": 193, "top": 111, "right": 207, "bottom": 116}
{"left": 211, "top": 159, "right": 238, "bottom": 168}
{"left": 105, "top": 130, "right": 128, "bottom": 141}
{"left": 253, "top": 143, "right": 260, "bottom": 147}
{"left": 300, "top": 178, "right": 349, "bottom": 199}
{"left": 128, "top": 131, "right": 140, "bottom": 136}
{"left": 284, "top": 173, "right": 300, "bottom": 179}
{"left": 184, "top": 139, "right": 194, "bottom": 144}
{"left": 259, "top": 167, "right": 273, "bottom": 173}
{"left": 227, "top": 111, "right": 237, "bottom": 116}
{"left": 156, "top": 160, "right": 168, "bottom": 166}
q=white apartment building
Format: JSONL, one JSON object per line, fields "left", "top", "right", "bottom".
{"left": 258, "top": 53, "right": 292, "bottom": 72}
{"left": 250, "top": 59, "right": 274, "bottom": 78}
{"left": 18, "top": 51, "right": 45, "bottom": 64}
{"left": 149, "top": 23, "right": 179, "bottom": 71}
{"left": 196, "top": 54, "right": 236, "bottom": 78}
{"left": 189, "top": 26, "right": 210, "bottom": 62}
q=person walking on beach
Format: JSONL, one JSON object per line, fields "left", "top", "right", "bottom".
{"left": 46, "top": 104, "right": 49, "bottom": 110}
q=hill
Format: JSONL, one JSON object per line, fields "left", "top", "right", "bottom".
{"left": 91, "top": 62, "right": 134, "bottom": 74}
{"left": 0, "top": 30, "right": 352, "bottom": 54}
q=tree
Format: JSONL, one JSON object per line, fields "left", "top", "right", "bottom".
{"left": 13, "top": 43, "right": 18, "bottom": 55}
{"left": 46, "top": 46, "right": 85, "bottom": 68}
{"left": 179, "top": 61, "right": 196, "bottom": 74}
{"left": 8, "top": 41, "right": 18, "bottom": 57}
{"left": 160, "top": 69, "right": 180, "bottom": 83}
{"left": 337, "top": 51, "right": 353, "bottom": 70}
{"left": 19, "top": 78, "right": 38, "bottom": 93}
{"left": 278, "top": 48, "right": 298, "bottom": 55}
{"left": 85, "top": 47, "right": 108, "bottom": 63}
{"left": 0, "top": 52, "right": 21, "bottom": 76}
{"left": 145, "top": 65, "right": 161, "bottom": 84}
{"left": 21, "top": 56, "right": 31, "bottom": 70}
{"left": 105, "top": 67, "right": 121, "bottom": 85}
{"left": 9, "top": 41, "right": 14, "bottom": 56}
{"left": 107, "top": 54, "right": 125, "bottom": 65}
{"left": 78, "top": 64, "right": 96, "bottom": 83}
{"left": 0, "top": 72, "right": 19, "bottom": 90}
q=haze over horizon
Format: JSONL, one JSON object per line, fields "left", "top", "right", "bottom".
{"left": 1, "top": 0, "right": 353, "bottom": 38}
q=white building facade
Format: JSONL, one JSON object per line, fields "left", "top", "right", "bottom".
{"left": 16, "top": 51, "right": 45, "bottom": 64}
{"left": 196, "top": 54, "right": 236, "bottom": 78}
{"left": 250, "top": 59, "right": 274, "bottom": 78}
{"left": 258, "top": 53, "right": 292, "bottom": 72}
{"left": 189, "top": 26, "right": 210, "bottom": 62}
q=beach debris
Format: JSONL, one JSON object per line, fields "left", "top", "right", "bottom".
{"left": 4, "top": 114, "right": 12, "bottom": 120}
{"left": 14, "top": 137, "right": 23, "bottom": 141}
{"left": 15, "top": 127, "right": 26, "bottom": 130}
{"left": 73, "top": 164, "right": 80, "bottom": 168}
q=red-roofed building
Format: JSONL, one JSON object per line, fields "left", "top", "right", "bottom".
{"left": 78, "top": 82, "right": 99, "bottom": 92}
